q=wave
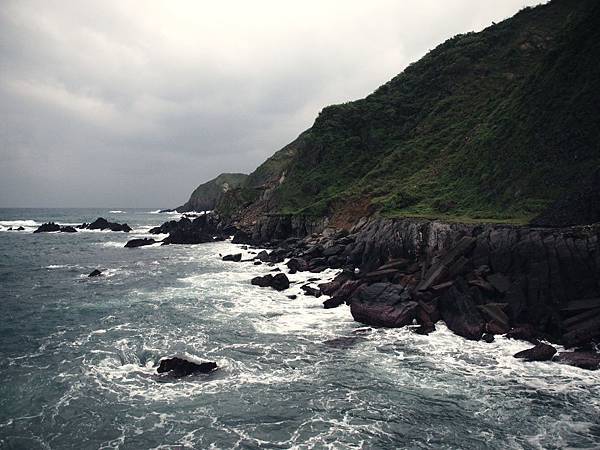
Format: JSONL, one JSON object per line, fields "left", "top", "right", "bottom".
{"left": 0, "top": 219, "right": 41, "bottom": 227}
{"left": 109, "top": 210, "right": 126, "bottom": 214}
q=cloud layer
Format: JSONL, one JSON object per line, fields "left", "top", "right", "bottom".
{"left": 0, "top": 0, "right": 544, "bottom": 207}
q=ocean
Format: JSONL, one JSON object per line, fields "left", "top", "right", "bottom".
{"left": 0, "top": 208, "right": 599, "bottom": 449}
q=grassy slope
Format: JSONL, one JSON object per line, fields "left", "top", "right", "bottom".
{"left": 223, "top": 0, "right": 600, "bottom": 224}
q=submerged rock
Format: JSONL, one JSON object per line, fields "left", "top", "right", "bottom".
{"left": 125, "top": 238, "right": 156, "bottom": 248}
{"left": 88, "top": 269, "right": 102, "bottom": 277}
{"left": 555, "top": 352, "right": 600, "bottom": 370}
{"left": 222, "top": 253, "right": 242, "bottom": 262}
{"left": 157, "top": 357, "right": 218, "bottom": 378}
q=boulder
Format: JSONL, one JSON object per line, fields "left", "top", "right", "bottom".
{"left": 157, "top": 357, "right": 218, "bottom": 378}
{"left": 350, "top": 283, "right": 417, "bottom": 328}
{"left": 301, "top": 285, "right": 322, "bottom": 298}
{"left": 438, "top": 281, "right": 485, "bottom": 340}
{"left": 555, "top": 352, "right": 600, "bottom": 370}
{"left": 33, "top": 222, "right": 60, "bottom": 233}
{"left": 513, "top": 343, "right": 557, "bottom": 361}
{"left": 287, "top": 257, "right": 308, "bottom": 273}
{"left": 505, "top": 324, "right": 539, "bottom": 343}
{"left": 88, "top": 269, "right": 102, "bottom": 277}
{"left": 271, "top": 273, "right": 290, "bottom": 291}
{"left": 323, "top": 297, "right": 346, "bottom": 309}
{"left": 125, "top": 238, "right": 156, "bottom": 248}
{"left": 60, "top": 226, "right": 77, "bottom": 233}
{"left": 251, "top": 274, "right": 273, "bottom": 287}
{"left": 482, "top": 333, "right": 495, "bottom": 343}
{"left": 222, "top": 253, "right": 242, "bottom": 262}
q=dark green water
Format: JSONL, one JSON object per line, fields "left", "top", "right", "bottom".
{"left": 1, "top": 208, "right": 599, "bottom": 449}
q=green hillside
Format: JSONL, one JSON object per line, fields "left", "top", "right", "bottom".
{"left": 219, "top": 0, "right": 600, "bottom": 224}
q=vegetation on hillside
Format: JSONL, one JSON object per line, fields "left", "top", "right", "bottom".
{"left": 215, "top": 0, "right": 599, "bottom": 224}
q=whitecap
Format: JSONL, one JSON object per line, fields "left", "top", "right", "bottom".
{"left": 109, "top": 210, "right": 126, "bottom": 214}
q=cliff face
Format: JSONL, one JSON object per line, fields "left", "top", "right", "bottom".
{"left": 177, "top": 173, "right": 248, "bottom": 213}
{"left": 213, "top": 0, "right": 599, "bottom": 227}
{"left": 243, "top": 213, "right": 600, "bottom": 346}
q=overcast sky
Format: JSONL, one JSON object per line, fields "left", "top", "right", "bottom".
{"left": 0, "top": 0, "right": 545, "bottom": 208}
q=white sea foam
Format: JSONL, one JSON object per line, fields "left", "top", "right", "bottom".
{"left": 0, "top": 219, "right": 41, "bottom": 227}
{"left": 109, "top": 210, "right": 126, "bottom": 213}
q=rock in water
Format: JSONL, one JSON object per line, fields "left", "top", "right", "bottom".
{"left": 33, "top": 222, "right": 60, "bottom": 233}
{"left": 438, "top": 280, "right": 485, "bottom": 340}
{"left": 124, "top": 238, "right": 156, "bottom": 248}
{"left": 271, "top": 273, "right": 290, "bottom": 291}
{"left": 350, "top": 283, "right": 418, "bottom": 328}
{"left": 88, "top": 269, "right": 102, "bottom": 277}
{"left": 60, "top": 226, "right": 77, "bottom": 233}
{"left": 251, "top": 274, "right": 274, "bottom": 287}
{"left": 157, "top": 357, "right": 218, "bottom": 378}
{"left": 86, "top": 217, "right": 132, "bottom": 232}
{"left": 222, "top": 253, "right": 242, "bottom": 262}
{"left": 513, "top": 343, "right": 557, "bottom": 361}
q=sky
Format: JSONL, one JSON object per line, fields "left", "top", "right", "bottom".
{"left": 0, "top": 0, "right": 546, "bottom": 208}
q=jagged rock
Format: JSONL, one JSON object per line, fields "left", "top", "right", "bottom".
{"left": 60, "top": 226, "right": 77, "bottom": 233}
{"left": 253, "top": 261, "right": 262, "bottom": 265}
{"left": 301, "top": 285, "right": 321, "bottom": 298}
{"left": 438, "top": 280, "right": 485, "bottom": 340}
{"left": 88, "top": 269, "right": 102, "bottom": 277}
{"left": 413, "top": 324, "right": 436, "bottom": 335}
{"left": 287, "top": 257, "right": 308, "bottom": 273}
{"left": 350, "top": 283, "right": 417, "bottom": 328}
{"left": 287, "top": 295, "right": 297, "bottom": 300}
{"left": 478, "top": 303, "right": 510, "bottom": 334}
{"left": 125, "top": 238, "right": 156, "bottom": 248}
{"left": 255, "top": 250, "right": 270, "bottom": 262}
{"left": 555, "top": 352, "right": 600, "bottom": 370}
{"left": 16, "top": 226, "right": 25, "bottom": 231}
{"left": 149, "top": 220, "right": 180, "bottom": 235}
{"left": 157, "top": 357, "right": 218, "bottom": 378}
{"left": 322, "top": 245, "right": 344, "bottom": 257}
{"left": 86, "top": 217, "right": 132, "bottom": 232}
{"left": 514, "top": 343, "right": 557, "bottom": 361}
{"left": 222, "top": 253, "right": 242, "bottom": 262}
{"left": 33, "top": 222, "right": 60, "bottom": 233}
{"left": 318, "top": 271, "right": 354, "bottom": 296}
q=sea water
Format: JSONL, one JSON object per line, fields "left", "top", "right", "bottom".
{"left": 0, "top": 208, "right": 599, "bottom": 449}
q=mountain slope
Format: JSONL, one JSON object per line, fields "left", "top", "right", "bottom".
{"left": 219, "top": 0, "right": 600, "bottom": 226}
{"left": 177, "top": 173, "right": 248, "bottom": 213}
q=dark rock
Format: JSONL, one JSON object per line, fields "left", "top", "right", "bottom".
{"left": 270, "top": 267, "right": 281, "bottom": 272}
{"left": 222, "top": 253, "right": 242, "bottom": 262}
{"left": 251, "top": 274, "right": 274, "bottom": 288}
{"left": 287, "top": 295, "right": 297, "bottom": 300}
{"left": 413, "top": 324, "right": 436, "bottom": 335}
{"left": 322, "top": 245, "right": 344, "bottom": 257}
{"left": 16, "top": 226, "right": 25, "bottom": 231}
{"left": 318, "top": 271, "right": 354, "bottom": 296}
{"left": 271, "top": 273, "right": 290, "bottom": 291}
{"left": 555, "top": 352, "right": 600, "bottom": 370}
{"left": 88, "top": 269, "right": 102, "bottom": 277}
{"left": 505, "top": 324, "right": 539, "bottom": 343}
{"left": 87, "top": 217, "right": 132, "bottom": 232}
{"left": 125, "top": 238, "right": 156, "bottom": 248}
{"left": 486, "top": 273, "right": 511, "bottom": 293}
{"left": 482, "top": 333, "right": 495, "bottom": 343}
{"left": 59, "top": 226, "right": 77, "bottom": 233}
{"left": 514, "top": 343, "right": 557, "bottom": 361}
{"left": 157, "top": 357, "right": 218, "bottom": 378}
{"left": 438, "top": 281, "right": 485, "bottom": 340}
{"left": 33, "top": 222, "right": 60, "bottom": 233}
{"left": 350, "top": 283, "right": 417, "bottom": 328}
{"left": 253, "top": 261, "right": 262, "bottom": 265}
{"left": 301, "top": 285, "right": 322, "bottom": 298}
{"left": 255, "top": 250, "right": 270, "bottom": 262}
{"left": 149, "top": 220, "right": 180, "bottom": 235}
{"left": 323, "top": 297, "right": 346, "bottom": 309}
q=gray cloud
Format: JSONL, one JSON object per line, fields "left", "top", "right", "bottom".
{"left": 0, "top": 0, "right": 545, "bottom": 207}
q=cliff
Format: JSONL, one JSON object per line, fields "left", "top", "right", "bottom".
{"left": 177, "top": 173, "right": 248, "bottom": 213}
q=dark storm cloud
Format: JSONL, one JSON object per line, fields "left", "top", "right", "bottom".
{"left": 0, "top": 0, "right": 545, "bottom": 207}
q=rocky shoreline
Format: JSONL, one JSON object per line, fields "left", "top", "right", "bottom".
{"left": 149, "top": 212, "right": 600, "bottom": 371}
